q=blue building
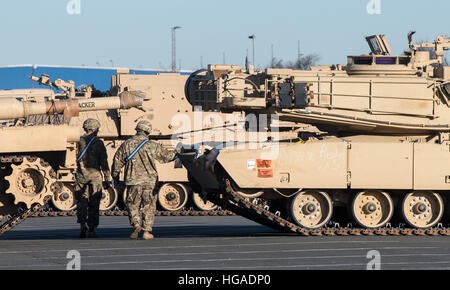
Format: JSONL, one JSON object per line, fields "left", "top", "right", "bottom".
{"left": 0, "top": 65, "right": 191, "bottom": 92}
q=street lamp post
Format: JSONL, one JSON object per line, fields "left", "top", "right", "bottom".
{"left": 31, "top": 65, "right": 37, "bottom": 88}
{"left": 248, "top": 35, "right": 256, "bottom": 68}
{"left": 172, "top": 26, "right": 182, "bottom": 72}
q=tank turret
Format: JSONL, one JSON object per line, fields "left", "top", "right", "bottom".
{"left": 0, "top": 83, "right": 143, "bottom": 232}
{"left": 186, "top": 34, "right": 450, "bottom": 135}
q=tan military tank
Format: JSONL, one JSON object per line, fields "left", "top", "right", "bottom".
{"left": 0, "top": 90, "right": 143, "bottom": 234}
{"left": 179, "top": 33, "right": 450, "bottom": 235}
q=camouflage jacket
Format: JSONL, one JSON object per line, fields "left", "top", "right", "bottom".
{"left": 76, "top": 134, "right": 110, "bottom": 185}
{"left": 112, "top": 133, "right": 176, "bottom": 186}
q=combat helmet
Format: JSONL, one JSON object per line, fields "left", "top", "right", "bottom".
{"left": 136, "top": 120, "right": 152, "bottom": 134}
{"left": 83, "top": 118, "right": 101, "bottom": 132}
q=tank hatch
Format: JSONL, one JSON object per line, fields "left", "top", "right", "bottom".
{"left": 366, "top": 35, "right": 392, "bottom": 55}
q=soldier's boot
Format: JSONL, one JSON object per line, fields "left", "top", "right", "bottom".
{"left": 129, "top": 226, "right": 142, "bottom": 239}
{"left": 88, "top": 228, "right": 98, "bottom": 238}
{"left": 79, "top": 224, "right": 88, "bottom": 239}
{"left": 142, "top": 231, "right": 154, "bottom": 240}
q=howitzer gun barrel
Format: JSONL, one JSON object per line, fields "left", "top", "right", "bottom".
{"left": 0, "top": 91, "right": 143, "bottom": 119}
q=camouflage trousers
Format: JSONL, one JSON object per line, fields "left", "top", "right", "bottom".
{"left": 125, "top": 184, "right": 157, "bottom": 232}
{"left": 75, "top": 182, "right": 102, "bottom": 229}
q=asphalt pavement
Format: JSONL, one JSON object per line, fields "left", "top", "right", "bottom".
{"left": 0, "top": 215, "right": 450, "bottom": 270}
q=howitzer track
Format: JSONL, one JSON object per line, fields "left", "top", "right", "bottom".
{"left": 0, "top": 199, "right": 235, "bottom": 236}
{"left": 0, "top": 196, "right": 51, "bottom": 235}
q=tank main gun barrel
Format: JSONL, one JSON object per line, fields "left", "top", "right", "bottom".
{"left": 0, "top": 91, "right": 144, "bottom": 120}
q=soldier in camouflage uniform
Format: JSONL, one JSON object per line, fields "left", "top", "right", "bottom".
{"left": 111, "top": 120, "right": 176, "bottom": 240}
{"left": 75, "top": 118, "right": 111, "bottom": 238}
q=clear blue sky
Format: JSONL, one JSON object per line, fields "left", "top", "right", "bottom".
{"left": 0, "top": 0, "right": 448, "bottom": 70}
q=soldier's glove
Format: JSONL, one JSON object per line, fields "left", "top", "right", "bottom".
{"left": 174, "top": 157, "right": 183, "bottom": 169}
{"left": 103, "top": 181, "right": 112, "bottom": 190}
{"left": 113, "top": 177, "right": 120, "bottom": 188}
{"left": 175, "top": 142, "right": 185, "bottom": 154}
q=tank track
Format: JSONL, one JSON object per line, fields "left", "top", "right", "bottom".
{"left": 219, "top": 179, "right": 450, "bottom": 237}
{"left": 0, "top": 196, "right": 51, "bottom": 235}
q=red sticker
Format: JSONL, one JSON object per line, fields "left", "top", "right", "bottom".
{"left": 258, "top": 169, "right": 273, "bottom": 178}
{"left": 256, "top": 159, "right": 272, "bottom": 168}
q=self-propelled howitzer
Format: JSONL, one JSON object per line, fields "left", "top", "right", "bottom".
{"left": 0, "top": 91, "right": 143, "bottom": 234}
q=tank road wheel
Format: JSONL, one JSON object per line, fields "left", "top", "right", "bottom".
{"left": 352, "top": 190, "right": 394, "bottom": 229}
{"left": 100, "top": 187, "right": 118, "bottom": 211}
{"left": 51, "top": 184, "right": 77, "bottom": 212}
{"left": 157, "top": 183, "right": 189, "bottom": 212}
{"left": 192, "top": 191, "right": 218, "bottom": 211}
{"left": 4, "top": 157, "right": 56, "bottom": 208}
{"left": 290, "top": 190, "right": 333, "bottom": 229}
{"left": 401, "top": 191, "right": 444, "bottom": 229}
